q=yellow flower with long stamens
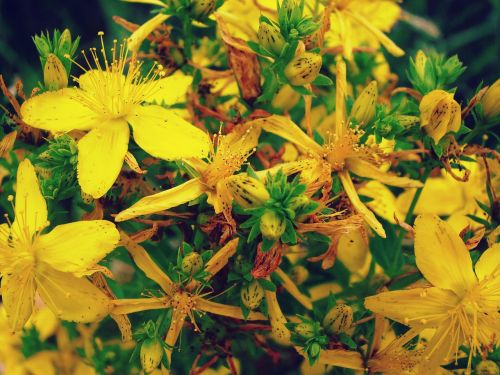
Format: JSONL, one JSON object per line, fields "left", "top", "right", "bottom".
{"left": 0, "top": 159, "right": 120, "bottom": 331}
{"left": 260, "top": 59, "right": 423, "bottom": 238}
{"left": 115, "top": 119, "right": 264, "bottom": 223}
{"left": 365, "top": 215, "right": 500, "bottom": 373}
{"left": 20, "top": 33, "right": 211, "bottom": 198}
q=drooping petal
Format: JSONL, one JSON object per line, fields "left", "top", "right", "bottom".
{"left": 1, "top": 266, "right": 36, "bottom": 331}
{"left": 340, "top": 171, "right": 386, "bottom": 238}
{"left": 127, "top": 104, "right": 211, "bottom": 160}
{"left": 127, "top": 13, "right": 169, "bottom": 53}
{"left": 20, "top": 88, "right": 100, "bottom": 132}
{"left": 77, "top": 119, "right": 130, "bottom": 198}
{"left": 365, "top": 287, "right": 458, "bottom": 329}
{"left": 122, "top": 0, "right": 167, "bottom": 6}
{"left": 414, "top": 215, "right": 477, "bottom": 296}
{"left": 347, "top": 158, "right": 423, "bottom": 188}
{"left": 474, "top": 243, "right": 500, "bottom": 281}
{"left": 357, "top": 180, "right": 402, "bottom": 224}
{"left": 35, "top": 265, "right": 110, "bottom": 323}
{"left": 265, "top": 290, "right": 292, "bottom": 346}
{"left": 36, "top": 220, "right": 120, "bottom": 275}
{"left": 13, "top": 159, "right": 48, "bottom": 239}
{"left": 115, "top": 177, "right": 205, "bottom": 222}
{"left": 144, "top": 71, "right": 193, "bottom": 105}
{"left": 196, "top": 298, "right": 266, "bottom": 321}
{"left": 259, "top": 115, "right": 323, "bottom": 156}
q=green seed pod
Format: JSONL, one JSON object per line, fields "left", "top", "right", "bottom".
{"left": 476, "top": 360, "right": 500, "bottom": 375}
{"left": 294, "top": 322, "right": 315, "bottom": 340}
{"left": 322, "top": 304, "right": 353, "bottom": 335}
{"left": 44, "top": 53, "right": 68, "bottom": 91}
{"left": 260, "top": 210, "right": 286, "bottom": 241}
{"left": 284, "top": 52, "right": 322, "bottom": 86}
{"left": 181, "top": 252, "right": 203, "bottom": 275}
{"left": 140, "top": 337, "right": 163, "bottom": 373}
{"left": 257, "top": 22, "right": 285, "bottom": 56}
{"left": 191, "top": 0, "right": 216, "bottom": 19}
{"left": 227, "top": 173, "right": 270, "bottom": 209}
{"left": 240, "top": 280, "right": 265, "bottom": 310}
{"left": 290, "top": 265, "right": 309, "bottom": 285}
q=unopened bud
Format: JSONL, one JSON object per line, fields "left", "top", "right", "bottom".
{"left": 227, "top": 174, "right": 270, "bottom": 209}
{"left": 181, "top": 252, "right": 203, "bottom": 275}
{"left": 260, "top": 210, "right": 286, "bottom": 240}
{"left": 58, "top": 29, "right": 72, "bottom": 56}
{"left": 419, "top": 89, "right": 461, "bottom": 143}
{"left": 191, "top": 0, "right": 216, "bottom": 19}
{"left": 257, "top": 22, "right": 285, "bottom": 56}
{"left": 476, "top": 360, "right": 499, "bottom": 375}
{"left": 294, "top": 322, "right": 315, "bottom": 339}
{"left": 322, "top": 303, "right": 353, "bottom": 335}
{"left": 44, "top": 53, "right": 68, "bottom": 91}
{"left": 351, "top": 81, "right": 377, "bottom": 126}
{"left": 414, "top": 50, "right": 427, "bottom": 81}
{"left": 284, "top": 52, "right": 322, "bottom": 86}
{"left": 240, "top": 280, "right": 265, "bottom": 310}
{"left": 140, "top": 338, "right": 163, "bottom": 373}
{"left": 481, "top": 79, "right": 500, "bottom": 119}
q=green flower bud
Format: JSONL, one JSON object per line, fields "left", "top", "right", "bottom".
{"left": 257, "top": 22, "right": 286, "bottom": 56}
{"left": 140, "top": 337, "right": 163, "bottom": 373}
{"left": 44, "top": 53, "right": 68, "bottom": 91}
{"left": 289, "top": 195, "right": 310, "bottom": 211}
{"left": 260, "top": 210, "right": 286, "bottom": 240}
{"left": 191, "top": 0, "right": 216, "bottom": 19}
{"left": 284, "top": 52, "right": 322, "bottom": 86}
{"left": 240, "top": 280, "right": 265, "bottom": 310}
{"left": 476, "top": 360, "right": 499, "bottom": 375}
{"left": 308, "top": 341, "right": 321, "bottom": 359}
{"left": 58, "top": 29, "right": 72, "bottom": 56}
{"left": 322, "top": 304, "right": 353, "bottom": 335}
{"left": 294, "top": 322, "right": 315, "bottom": 339}
{"left": 227, "top": 174, "right": 270, "bottom": 209}
{"left": 181, "top": 252, "right": 203, "bottom": 275}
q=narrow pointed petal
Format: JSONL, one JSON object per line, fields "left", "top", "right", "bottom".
{"left": 127, "top": 105, "right": 211, "bottom": 160}
{"left": 357, "top": 180, "right": 402, "bottom": 224}
{"left": 77, "top": 119, "right": 129, "bottom": 198}
{"left": 275, "top": 268, "right": 313, "bottom": 310}
{"left": 340, "top": 171, "right": 386, "bottom": 238}
{"left": 365, "top": 287, "right": 458, "bottom": 329}
{"left": 1, "top": 267, "right": 35, "bottom": 331}
{"left": 347, "top": 158, "right": 423, "bottom": 188}
{"left": 112, "top": 297, "right": 170, "bottom": 315}
{"left": 13, "top": 159, "right": 48, "bottom": 238}
{"left": 196, "top": 298, "right": 266, "bottom": 321}
{"left": 414, "top": 215, "right": 477, "bottom": 296}
{"left": 115, "top": 177, "right": 205, "bottom": 221}
{"left": 122, "top": 0, "right": 167, "bottom": 7}
{"left": 128, "top": 13, "right": 169, "bottom": 53}
{"left": 335, "top": 57, "right": 348, "bottom": 137}
{"left": 36, "top": 221, "right": 120, "bottom": 275}
{"left": 265, "top": 290, "right": 291, "bottom": 345}
{"left": 259, "top": 115, "right": 323, "bottom": 156}
{"left": 35, "top": 266, "right": 110, "bottom": 323}
{"left": 20, "top": 88, "right": 99, "bottom": 132}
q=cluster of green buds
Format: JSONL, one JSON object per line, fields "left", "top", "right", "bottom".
{"left": 370, "top": 106, "right": 419, "bottom": 142}
{"left": 32, "top": 29, "right": 80, "bottom": 91}
{"left": 167, "top": 0, "right": 216, "bottom": 20}
{"left": 35, "top": 134, "right": 79, "bottom": 200}
{"left": 277, "top": 0, "right": 319, "bottom": 41}
{"left": 239, "top": 170, "right": 319, "bottom": 251}
{"left": 286, "top": 317, "right": 329, "bottom": 365}
{"left": 407, "top": 50, "right": 465, "bottom": 94}
{"left": 132, "top": 319, "right": 172, "bottom": 373}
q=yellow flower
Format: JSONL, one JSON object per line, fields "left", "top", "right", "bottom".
{"left": 419, "top": 89, "right": 461, "bottom": 144}
{"left": 115, "top": 119, "right": 263, "bottom": 223}
{"left": 0, "top": 159, "right": 119, "bottom": 331}
{"left": 21, "top": 34, "right": 210, "bottom": 198}
{"left": 260, "top": 59, "right": 422, "bottom": 237}
{"left": 326, "top": 0, "right": 404, "bottom": 59}
{"left": 365, "top": 215, "right": 500, "bottom": 373}
{"left": 481, "top": 78, "right": 500, "bottom": 119}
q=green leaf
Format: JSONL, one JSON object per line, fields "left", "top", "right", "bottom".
{"left": 258, "top": 278, "right": 277, "bottom": 292}
{"left": 312, "top": 74, "right": 333, "bottom": 86}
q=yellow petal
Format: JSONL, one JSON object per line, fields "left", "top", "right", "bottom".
{"left": 115, "top": 177, "right": 205, "bottom": 221}
{"left": 335, "top": 57, "right": 348, "bottom": 136}
{"left": 112, "top": 297, "right": 170, "bottom": 315}
{"left": 128, "top": 13, "right": 169, "bottom": 53}
{"left": 274, "top": 268, "right": 313, "bottom": 310}
{"left": 196, "top": 298, "right": 266, "bottom": 321}
{"left": 20, "top": 88, "right": 99, "bottom": 132}
{"left": 144, "top": 71, "right": 193, "bottom": 105}
{"left": 419, "top": 90, "right": 449, "bottom": 124}
{"left": 317, "top": 349, "right": 365, "bottom": 370}
{"left": 127, "top": 105, "right": 210, "bottom": 160}
{"left": 23, "top": 351, "right": 57, "bottom": 375}
{"left": 347, "top": 158, "right": 423, "bottom": 188}
{"left": 350, "top": 80, "right": 377, "bottom": 125}
{"left": 357, "top": 180, "right": 401, "bottom": 224}
{"left": 414, "top": 215, "right": 477, "bottom": 296}
{"left": 337, "top": 228, "right": 369, "bottom": 272}
{"left": 365, "top": 287, "right": 458, "bottom": 329}
{"left": 35, "top": 265, "right": 110, "bottom": 322}
{"left": 13, "top": 159, "right": 48, "bottom": 238}
{"left": 1, "top": 267, "right": 35, "bottom": 331}
{"left": 340, "top": 171, "right": 386, "bottom": 238}
{"left": 122, "top": 0, "right": 167, "bottom": 7}
{"left": 260, "top": 115, "right": 323, "bottom": 156}
{"left": 265, "top": 290, "right": 291, "bottom": 345}
{"left": 474, "top": 243, "right": 500, "bottom": 281}
{"left": 36, "top": 220, "right": 119, "bottom": 275}
{"left": 77, "top": 119, "right": 129, "bottom": 198}
{"left": 27, "top": 307, "right": 58, "bottom": 340}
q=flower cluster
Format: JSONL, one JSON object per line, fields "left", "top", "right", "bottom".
{"left": 0, "top": 0, "right": 498, "bottom": 374}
